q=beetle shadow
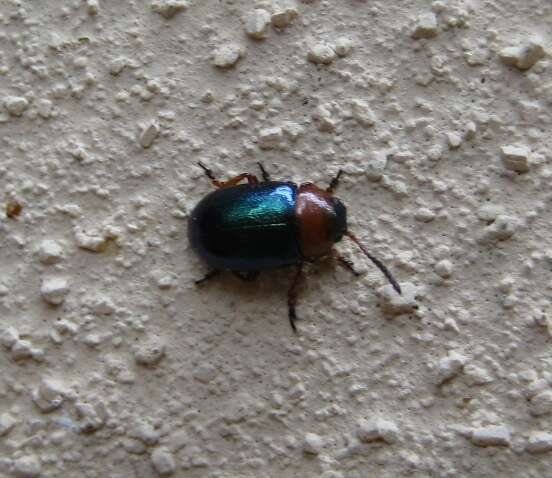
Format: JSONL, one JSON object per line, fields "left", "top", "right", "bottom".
{"left": 192, "top": 256, "right": 357, "bottom": 335}
{"left": 192, "top": 266, "right": 307, "bottom": 333}
{"left": 214, "top": 268, "right": 296, "bottom": 299}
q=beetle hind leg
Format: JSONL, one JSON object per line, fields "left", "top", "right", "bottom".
{"left": 197, "top": 162, "right": 260, "bottom": 189}
{"left": 287, "top": 264, "right": 304, "bottom": 333}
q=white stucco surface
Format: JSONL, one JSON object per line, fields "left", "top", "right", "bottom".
{"left": 1, "top": 1, "right": 551, "bottom": 477}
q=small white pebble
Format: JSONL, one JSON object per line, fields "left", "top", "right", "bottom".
{"left": 32, "top": 377, "right": 67, "bottom": 413}
{"left": 471, "top": 426, "right": 511, "bottom": 447}
{"left": 349, "top": 99, "right": 376, "bottom": 127}
{"left": 54, "top": 319, "right": 79, "bottom": 335}
{"left": 258, "top": 126, "right": 284, "bottom": 150}
{"left": 444, "top": 317, "right": 460, "bottom": 333}
{"left": 4, "top": 96, "right": 29, "bottom": 117}
{"left": 74, "top": 229, "right": 109, "bottom": 252}
{"left": 313, "top": 104, "right": 338, "bottom": 132}
{"left": 526, "top": 431, "right": 552, "bottom": 454}
{"left": 109, "top": 57, "right": 127, "bottom": 75}
{"left": 11, "top": 340, "right": 34, "bottom": 361}
{"left": 446, "top": 132, "right": 462, "bottom": 149}
{"left": 0, "top": 412, "right": 17, "bottom": 436}
{"left": 213, "top": 43, "right": 244, "bottom": 69}
{"left": 37, "top": 239, "right": 64, "bottom": 264}
{"left": 378, "top": 282, "right": 417, "bottom": 316}
{"left": 0, "top": 327, "right": 19, "bottom": 348}
{"left": 271, "top": 4, "right": 298, "bottom": 28}
{"left": 86, "top": 0, "right": 99, "bottom": 15}
{"left": 499, "top": 38, "right": 546, "bottom": 71}
{"left": 91, "top": 296, "right": 116, "bottom": 315}
{"left": 244, "top": 9, "right": 271, "bottom": 39}
{"left": 464, "top": 121, "right": 477, "bottom": 140}
{"left": 151, "top": 447, "right": 176, "bottom": 476}
{"left": 525, "top": 379, "right": 549, "bottom": 400}
{"left": 501, "top": 144, "right": 531, "bottom": 173}
{"left": 464, "top": 363, "right": 493, "bottom": 385}
{"left": 157, "top": 275, "right": 175, "bottom": 289}
{"left": 530, "top": 390, "right": 552, "bottom": 417}
{"left": 282, "top": 121, "right": 305, "bottom": 142}
{"left": 13, "top": 455, "right": 42, "bottom": 478}
{"left": 130, "top": 421, "right": 161, "bottom": 445}
{"left": 334, "top": 37, "right": 354, "bottom": 57}
{"left": 307, "top": 43, "right": 336, "bottom": 65}
{"left": 414, "top": 207, "right": 435, "bottom": 222}
{"left": 134, "top": 336, "right": 166, "bottom": 366}
{"left": 41, "top": 277, "right": 70, "bottom": 305}
{"left": 357, "top": 418, "right": 399, "bottom": 444}
{"left": 364, "top": 151, "right": 387, "bottom": 181}
{"left": 75, "top": 401, "right": 106, "bottom": 433}
{"left": 139, "top": 121, "right": 160, "bottom": 149}
{"left": 151, "top": 0, "right": 188, "bottom": 19}
{"left": 479, "top": 215, "right": 518, "bottom": 243}
{"left": 477, "top": 204, "right": 504, "bottom": 222}
{"left": 434, "top": 259, "right": 453, "bottom": 278}
{"left": 303, "top": 433, "right": 324, "bottom": 454}
{"left": 437, "top": 351, "right": 467, "bottom": 383}
{"left": 37, "top": 99, "right": 53, "bottom": 119}
{"left": 321, "top": 473, "right": 343, "bottom": 478}
{"left": 412, "top": 13, "right": 438, "bottom": 39}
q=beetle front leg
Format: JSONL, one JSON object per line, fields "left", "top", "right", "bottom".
{"left": 287, "top": 263, "right": 304, "bottom": 333}
{"left": 197, "top": 162, "right": 259, "bottom": 188}
{"left": 332, "top": 249, "right": 361, "bottom": 277}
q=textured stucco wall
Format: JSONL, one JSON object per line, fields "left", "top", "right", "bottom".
{"left": 1, "top": 0, "right": 551, "bottom": 477}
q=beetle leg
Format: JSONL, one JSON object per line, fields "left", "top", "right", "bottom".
{"left": 234, "top": 271, "right": 260, "bottom": 282}
{"left": 326, "top": 169, "right": 344, "bottom": 193}
{"left": 195, "top": 269, "right": 221, "bottom": 285}
{"left": 287, "top": 263, "right": 304, "bottom": 333}
{"left": 220, "top": 173, "right": 259, "bottom": 188}
{"left": 198, "top": 162, "right": 259, "bottom": 188}
{"left": 332, "top": 249, "right": 361, "bottom": 277}
{"left": 257, "top": 162, "right": 271, "bottom": 182}
{"left": 198, "top": 162, "right": 222, "bottom": 187}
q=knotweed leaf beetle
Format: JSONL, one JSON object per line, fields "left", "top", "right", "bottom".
{"left": 188, "top": 162, "right": 401, "bottom": 332}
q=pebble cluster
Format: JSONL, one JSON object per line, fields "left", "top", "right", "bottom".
{"left": 0, "top": 0, "right": 551, "bottom": 477}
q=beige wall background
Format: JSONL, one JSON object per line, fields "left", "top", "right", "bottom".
{"left": 0, "top": 0, "right": 551, "bottom": 476}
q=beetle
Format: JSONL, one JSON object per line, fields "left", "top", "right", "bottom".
{"left": 188, "top": 162, "right": 401, "bottom": 332}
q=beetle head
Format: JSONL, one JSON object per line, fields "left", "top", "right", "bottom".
{"left": 295, "top": 183, "right": 348, "bottom": 260}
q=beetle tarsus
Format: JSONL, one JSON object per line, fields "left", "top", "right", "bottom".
{"left": 195, "top": 269, "right": 221, "bottom": 285}
{"left": 257, "top": 162, "right": 271, "bottom": 182}
{"left": 288, "top": 307, "right": 297, "bottom": 333}
{"left": 333, "top": 251, "right": 361, "bottom": 277}
{"left": 198, "top": 163, "right": 260, "bottom": 188}
{"left": 327, "top": 169, "right": 344, "bottom": 193}
{"left": 287, "top": 264, "right": 304, "bottom": 333}
{"left": 198, "top": 161, "right": 216, "bottom": 181}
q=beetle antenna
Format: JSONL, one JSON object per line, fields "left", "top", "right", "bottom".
{"left": 345, "top": 231, "right": 401, "bottom": 294}
{"left": 327, "top": 169, "right": 343, "bottom": 193}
